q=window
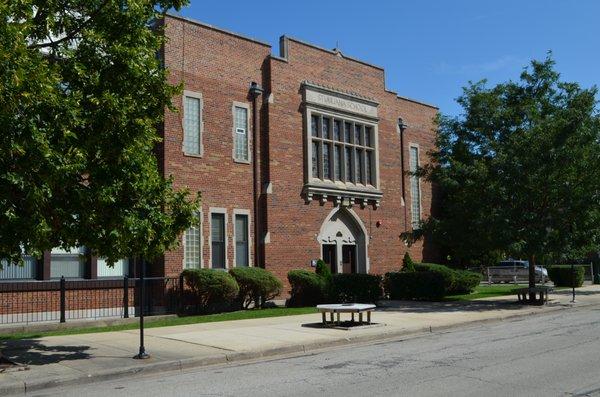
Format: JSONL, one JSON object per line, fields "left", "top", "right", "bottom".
{"left": 235, "top": 214, "right": 249, "bottom": 267}
{"left": 309, "top": 113, "right": 376, "bottom": 186}
{"left": 234, "top": 105, "right": 249, "bottom": 162}
{"left": 183, "top": 93, "right": 202, "bottom": 155}
{"left": 97, "top": 258, "right": 129, "bottom": 277}
{"left": 410, "top": 146, "right": 421, "bottom": 228}
{"left": 50, "top": 247, "right": 85, "bottom": 278}
{"left": 184, "top": 212, "right": 202, "bottom": 269}
{"left": 211, "top": 213, "right": 226, "bottom": 269}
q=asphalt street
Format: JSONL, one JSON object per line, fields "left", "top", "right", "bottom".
{"left": 30, "top": 306, "right": 600, "bottom": 397}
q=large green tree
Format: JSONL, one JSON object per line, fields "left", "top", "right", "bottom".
{"left": 0, "top": 0, "right": 198, "bottom": 265}
{"left": 407, "top": 56, "right": 600, "bottom": 289}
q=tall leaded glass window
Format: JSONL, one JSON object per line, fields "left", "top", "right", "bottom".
{"left": 234, "top": 106, "right": 249, "bottom": 161}
{"left": 183, "top": 95, "right": 202, "bottom": 155}
{"left": 334, "top": 145, "right": 342, "bottom": 180}
{"left": 309, "top": 113, "right": 376, "bottom": 186}
{"left": 323, "top": 143, "right": 331, "bottom": 180}
{"left": 235, "top": 214, "right": 249, "bottom": 267}
{"left": 184, "top": 212, "right": 201, "bottom": 269}
{"left": 410, "top": 146, "right": 421, "bottom": 228}
{"left": 211, "top": 213, "right": 226, "bottom": 269}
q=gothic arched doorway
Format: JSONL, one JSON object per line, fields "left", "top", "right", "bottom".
{"left": 317, "top": 208, "right": 369, "bottom": 274}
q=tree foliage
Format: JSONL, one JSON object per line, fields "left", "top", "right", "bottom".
{"left": 405, "top": 55, "right": 600, "bottom": 286}
{"left": 0, "top": 0, "right": 198, "bottom": 265}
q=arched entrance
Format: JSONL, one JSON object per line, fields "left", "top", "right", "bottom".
{"left": 317, "top": 208, "right": 369, "bottom": 274}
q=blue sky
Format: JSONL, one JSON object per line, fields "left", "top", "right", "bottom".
{"left": 174, "top": 0, "right": 599, "bottom": 116}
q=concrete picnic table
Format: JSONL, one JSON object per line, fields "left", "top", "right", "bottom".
{"left": 316, "top": 303, "right": 376, "bottom": 325}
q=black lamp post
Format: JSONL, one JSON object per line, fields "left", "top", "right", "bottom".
{"left": 134, "top": 257, "right": 150, "bottom": 359}
{"left": 571, "top": 262, "right": 576, "bottom": 303}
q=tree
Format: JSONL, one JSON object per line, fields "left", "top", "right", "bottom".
{"left": 0, "top": 0, "right": 198, "bottom": 266}
{"left": 405, "top": 55, "right": 600, "bottom": 291}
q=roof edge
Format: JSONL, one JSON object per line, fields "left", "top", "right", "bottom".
{"left": 282, "top": 36, "right": 385, "bottom": 72}
{"left": 165, "top": 13, "right": 272, "bottom": 48}
{"left": 396, "top": 95, "right": 439, "bottom": 110}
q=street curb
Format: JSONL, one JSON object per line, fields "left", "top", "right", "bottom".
{"left": 2, "top": 300, "right": 597, "bottom": 395}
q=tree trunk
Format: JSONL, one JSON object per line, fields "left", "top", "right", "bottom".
{"left": 528, "top": 254, "right": 537, "bottom": 303}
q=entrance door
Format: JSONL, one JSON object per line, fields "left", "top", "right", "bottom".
{"left": 342, "top": 245, "right": 356, "bottom": 274}
{"left": 322, "top": 244, "right": 337, "bottom": 274}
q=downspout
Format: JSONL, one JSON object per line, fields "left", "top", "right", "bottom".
{"left": 398, "top": 118, "right": 408, "bottom": 232}
{"left": 249, "top": 82, "right": 264, "bottom": 267}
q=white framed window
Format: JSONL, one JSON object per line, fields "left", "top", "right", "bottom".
{"left": 409, "top": 145, "right": 422, "bottom": 228}
{"left": 182, "top": 91, "right": 203, "bottom": 156}
{"left": 183, "top": 212, "right": 202, "bottom": 269}
{"left": 233, "top": 210, "right": 251, "bottom": 267}
{"left": 97, "top": 258, "right": 129, "bottom": 278}
{"left": 233, "top": 103, "right": 250, "bottom": 162}
{"left": 308, "top": 112, "right": 377, "bottom": 187}
{"left": 210, "top": 208, "right": 228, "bottom": 269}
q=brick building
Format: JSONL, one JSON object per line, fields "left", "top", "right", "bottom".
{"left": 0, "top": 15, "right": 439, "bottom": 313}
{"left": 158, "top": 14, "right": 439, "bottom": 288}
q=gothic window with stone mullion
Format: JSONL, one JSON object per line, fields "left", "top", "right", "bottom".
{"left": 310, "top": 113, "right": 376, "bottom": 186}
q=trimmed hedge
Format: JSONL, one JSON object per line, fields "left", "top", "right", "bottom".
{"left": 414, "top": 263, "right": 455, "bottom": 292}
{"left": 315, "top": 259, "right": 333, "bottom": 284}
{"left": 385, "top": 263, "right": 481, "bottom": 299}
{"left": 548, "top": 265, "right": 585, "bottom": 287}
{"left": 384, "top": 271, "right": 447, "bottom": 301}
{"left": 229, "top": 267, "right": 283, "bottom": 309}
{"left": 287, "top": 269, "right": 327, "bottom": 307}
{"left": 450, "top": 270, "right": 483, "bottom": 295}
{"left": 182, "top": 269, "right": 239, "bottom": 313}
{"left": 331, "top": 274, "right": 383, "bottom": 303}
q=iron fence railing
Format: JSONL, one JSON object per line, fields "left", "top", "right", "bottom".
{"left": 0, "top": 276, "right": 181, "bottom": 325}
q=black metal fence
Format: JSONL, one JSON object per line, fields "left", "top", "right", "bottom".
{"left": 0, "top": 276, "right": 181, "bottom": 325}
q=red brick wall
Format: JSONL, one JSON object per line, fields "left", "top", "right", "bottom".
{"left": 159, "top": 17, "right": 439, "bottom": 294}
{"left": 161, "top": 16, "right": 271, "bottom": 276}
{"left": 263, "top": 39, "right": 439, "bottom": 292}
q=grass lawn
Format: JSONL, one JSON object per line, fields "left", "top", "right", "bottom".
{"left": 444, "top": 284, "right": 522, "bottom": 301}
{"left": 0, "top": 306, "right": 317, "bottom": 342}
{"left": 444, "top": 284, "right": 567, "bottom": 301}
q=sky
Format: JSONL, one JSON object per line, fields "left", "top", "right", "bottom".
{"left": 174, "top": 0, "right": 599, "bottom": 116}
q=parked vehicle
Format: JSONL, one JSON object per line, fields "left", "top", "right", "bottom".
{"left": 487, "top": 259, "right": 548, "bottom": 284}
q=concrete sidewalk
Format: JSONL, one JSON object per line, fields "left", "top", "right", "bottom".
{"left": 2, "top": 285, "right": 600, "bottom": 395}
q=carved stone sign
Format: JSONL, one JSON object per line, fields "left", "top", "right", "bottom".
{"left": 304, "top": 85, "right": 378, "bottom": 119}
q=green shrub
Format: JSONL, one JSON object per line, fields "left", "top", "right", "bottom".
{"left": 287, "top": 269, "right": 327, "bottom": 307}
{"left": 384, "top": 271, "right": 447, "bottom": 301}
{"left": 182, "top": 269, "right": 239, "bottom": 313}
{"left": 402, "top": 252, "right": 415, "bottom": 272}
{"left": 315, "top": 259, "right": 333, "bottom": 284}
{"left": 548, "top": 265, "right": 585, "bottom": 287}
{"left": 414, "top": 263, "right": 456, "bottom": 292}
{"left": 229, "top": 267, "right": 283, "bottom": 309}
{"left": 331, "top": 274, "right": 383, "bottom": 303}
{"left": 449, "top": 270, "right": 482, "bottom": 295}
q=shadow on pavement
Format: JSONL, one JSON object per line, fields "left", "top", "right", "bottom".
{"left": 376, "top": 300, "right": 525, "bottom": 314}
{"left": 1, "top": 339, "right": 91, "bottom": 366}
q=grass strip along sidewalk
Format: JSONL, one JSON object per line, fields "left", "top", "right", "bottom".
{"left": 0, "top": 307, "right": 317, "bottom": 342}
{"left": 1, "top": 285, "right": 534, "bottom": 341}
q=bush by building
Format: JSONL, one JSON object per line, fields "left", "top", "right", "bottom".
{"left": 448, "top": 270, "right": 483, "bottom": 294}
{"left": 384, "top": 271, "right": 447, "bottom": 301}
{"left": 548, "top": 265, "right": 585, "bottom": 287}
{"left": 330, "top": 274, "right": 383, "bottom": 303}
{"left": 286, "top": 269, "right": 327, "bottom": 307}
{"left": 182, "top": 269, "right": 239, "bottom": 313}
{"left": 402, "top": 252, "right": 415, "bottom": 272}
{"left": 229, "top": 267, "right": 283, "bottom": 309}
